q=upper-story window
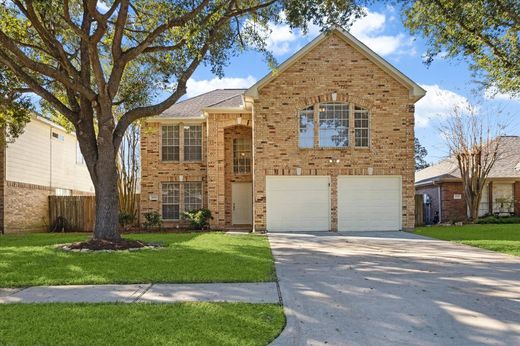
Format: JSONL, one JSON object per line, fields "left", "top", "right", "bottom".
{"left": 184, "top": 125, "right": 202, "bottom": 161}
{"left": 233, "top": 138, "right": 252, "bottom": 174}
{"left": 298, "top": 102, "right": 369, "bottom": 149}
{"left": 354, "top": 106, "right": 369, "bottom": 147}
{"left": 162, "top": 125, "right": 180, "bottom": 161}
{"left": 299, "top": 106, "right": 314, "bottom": 148}
{"left": 319, "top": 102, "right": 349, "bottom": 148}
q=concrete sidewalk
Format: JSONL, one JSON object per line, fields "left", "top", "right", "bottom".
{"left": 0, "top": 282, "right": 280, "bottom": 304}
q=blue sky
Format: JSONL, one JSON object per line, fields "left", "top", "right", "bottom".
{"left": 183, "top": 4, "right": 520, "bottom": 163}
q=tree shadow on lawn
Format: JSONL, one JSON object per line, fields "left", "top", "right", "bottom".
{"left": 0, "top": 233, "right": 275, "bottom": 287}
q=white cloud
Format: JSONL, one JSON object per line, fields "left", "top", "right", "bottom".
{"left": 349, "top": 9, "right": 415, "bottom": 57}
{"left": 259, "top": 8, "right": 414, "bottom": 58}
{"left": 186, "top": 76, "right": 257, "bottom": 98}
{"left": 484, "top": 87, "right": 520, "bottom": 102}
{"left": 415, "top": 85, "right": 470, "bottom": 127}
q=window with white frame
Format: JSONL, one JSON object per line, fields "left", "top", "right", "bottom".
{"left": 299, "top": 106, "right": 314, "bottom": 148}
{"left": 76, "top": 141, "right": 85, "bottom": 164}
{"left": 233, "top": 138, "right": 252, "bottom": 174}
{"left": 183, "top": 125, "right": 202, "bottom": 161}
{"left": 184, "top": 182, "right": 203, "bottom": 211}
{"left": 161, "top": 125, "right": 180, "bottom": 161}
{"left": 318, "top": 102, "right": 349, "bottom": 147}
{"left": 354, "top": 106, "right": 369, "bottom": 147}
{"left": 161, "top": 182, "right": 180, "bottom": 219}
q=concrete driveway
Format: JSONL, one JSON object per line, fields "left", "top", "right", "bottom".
{"left": 269, "top": 232, "right": 520, "bottom": 346}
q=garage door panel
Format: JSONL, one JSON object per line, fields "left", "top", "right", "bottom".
{"left": 338, "top": 176, "right": 401, "bottom": 232}
{"left": 266, "top": 176, "right": 330, "bottom": 232}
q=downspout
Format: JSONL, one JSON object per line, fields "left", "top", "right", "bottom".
{"left": 437, "top": 183, "right": 442, "bottom": 223}
{"left": 49, "top": 127, "right": 53, "bottom": 191}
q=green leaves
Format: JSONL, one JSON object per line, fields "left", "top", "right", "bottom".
{"left": 402, "top": 0, "right": 520, "bottom": 96}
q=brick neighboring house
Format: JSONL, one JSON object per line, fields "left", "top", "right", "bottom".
{"left": 0, "top": 115, "right": 94, "bottom": 233}
{"left": 140, "top": 28, "right": 426, "bottom": 232}
{"left": 415, "top": 136, "right": 520, "bottom": 223}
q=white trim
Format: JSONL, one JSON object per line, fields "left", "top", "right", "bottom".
{"left": 245, "top": 28, "right": 426, "bottom": 102}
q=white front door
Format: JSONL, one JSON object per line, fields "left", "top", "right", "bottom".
{"left": 232, "top": 182, "right": 253, "bottom": 225}
{"left": 266, "top": 176, "right": 330, "bottom": 232}
{"left": 338, "top": 176, "right": 402, "bottom": 231}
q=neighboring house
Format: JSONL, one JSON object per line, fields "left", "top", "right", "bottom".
{"left": 140, "top": 28, "right": 425, "bottom": 232}
{"left": 415, "top": 136, "right": 520, "bottom": 223}
{"left": 0, "top": 115, "right": 95, "bottom": 233}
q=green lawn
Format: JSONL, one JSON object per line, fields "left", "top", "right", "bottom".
{"left": 415, "top": 224, "right": 520, "bottom": 256}
{"left": 0, "top": 302, "right": 285, "bottom": 346}
{"left": 0, "top": 233, "right": 275, "bottom": 287}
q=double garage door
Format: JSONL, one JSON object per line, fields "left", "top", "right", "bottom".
{"left": 266, "top": 176, "right": 401, "bottom": 232}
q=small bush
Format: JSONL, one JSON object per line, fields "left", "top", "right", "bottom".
{"left": 182, "top": 208, "right": 212, "bottom": 230}
{"left": 477, "top": 215, "right": 520, "bottom": 224}
{"left": 119, "top": 212, "right": 136, "bottom": 229}
{"left": 143, "top": 211, "right": 162, "bottom": 229}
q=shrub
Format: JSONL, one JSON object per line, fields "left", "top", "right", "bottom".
{"left": 477, "top": 215, "right": 520, "bottom": 224}
{"left": 119, "top": 211, "right": 136, "bottom": 229}
{"left": 182, "top": 208, "right": 212, "bottom": 230}
{"left": 143, "top": 211, "right": 162, "bottom": 229}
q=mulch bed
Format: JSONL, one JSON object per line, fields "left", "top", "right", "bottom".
{"left": 61, "top": 238, "right": 163, "bottom": 252}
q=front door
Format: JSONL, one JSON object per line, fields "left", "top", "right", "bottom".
{"left": 232, "top": 182, "right": 253, "bottom": 225}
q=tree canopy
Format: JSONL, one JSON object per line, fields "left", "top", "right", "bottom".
{"left": 414, "top": 137, "right": 429, "bottom": 170}
{"left": 402, "top": 0, "right": 520, "bottom": 96}
{"left": 0, "top": 0, "right": 366, "bottom": 240}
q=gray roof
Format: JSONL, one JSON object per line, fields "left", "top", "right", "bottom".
{"left": 160, "top": 89, "right": 245, "bottom": 118}
{"left": 415, "top": 136, "right": 520, "bottom": 184}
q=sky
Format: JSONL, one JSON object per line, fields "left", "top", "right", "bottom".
{"left": 179, "top": 3, "right": 520, "bottom": 164}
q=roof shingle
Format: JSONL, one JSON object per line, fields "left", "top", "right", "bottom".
{"left": 160, "top": 89, "right": 245, "bottom": 118}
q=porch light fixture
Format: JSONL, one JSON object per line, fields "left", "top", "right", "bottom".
{"left": 178, "top": 175, "right": 184, "bottom": 182}
{"left": 237, "top": 117, "right": 242, "bottom": 125}
{"left": 296, "top": 167, "right": 302, "bottom": 176}
{"left": 331, "top": 92, "right": 337, "bottom": 102}
{"left": 367, "top": 167, "right": 373, "bottom": 175}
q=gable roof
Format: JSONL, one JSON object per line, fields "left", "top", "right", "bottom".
{"left": 415, "top": 136, "right": 520, "bottom": 184}
{"left": 160, "top": 89, "right": 246, "bottom": 118}
{"left": 244, "top": 27, "right": 426, "bottom": 102}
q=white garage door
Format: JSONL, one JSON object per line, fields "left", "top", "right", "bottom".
{"left": 266, "top": 176, "right": 330, "bottom": 232}
{"left": 338, "top": 176, "right": 401, "bottom": 231}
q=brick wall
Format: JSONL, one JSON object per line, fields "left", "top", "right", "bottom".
{"left": 4, "top": 181, "right": 52, "bottom": 233}
{"left": 140, "top": 121, "right": 207, "bottom": 228}
{"left": 440, "top": 182, "right": 466, "bottom": 223}
{"left": 252, "top": 33, "right": 416, "bottom": 230}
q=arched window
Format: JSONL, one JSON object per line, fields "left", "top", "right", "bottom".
{"left": 298, "top": 102, "right": 370, "bottom": 148}
{"left": 318, "top": 102, "right": 349, "bottom": 148}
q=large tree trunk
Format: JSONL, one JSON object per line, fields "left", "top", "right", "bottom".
{"left": 93, "top": 140, "right": 121, "bottom": 241}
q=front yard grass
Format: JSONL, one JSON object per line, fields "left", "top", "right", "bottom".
{"left": 0, "top": 302, "right": 285, "bottom": 346}
{"left": 415, "top": 224, "right": 520, "bottom": 256}
{"left": 0, "top": 233, "right": 275, "bottom": 287}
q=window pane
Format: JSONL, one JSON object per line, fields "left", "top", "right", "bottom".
{"left": 184, "top": 125, "right": 202, "bottom": 161}
{"left": 161, "top": 182, "right": 180, "bottom": 219}
{"left": 184, "top": 182, "right": 203, "bottom": 212}
{"left": 233, "top": 138, "right": 252, "bottom": 174}
{"left": 354, "top": 106, "right": 369, "bottom": 147}
{"left": 319, "top": 103, "right": 349, "bottom": 147}
{"left": 299, "top": 106, "right": 314, "bottom": 148}
{"left": 161, "top": 126, "right": 179, "bottom": 161}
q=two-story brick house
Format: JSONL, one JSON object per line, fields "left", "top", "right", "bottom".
{"left": 140, "top": 28, "right": 425, "bottom": 232}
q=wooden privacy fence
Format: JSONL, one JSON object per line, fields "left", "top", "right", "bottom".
{"left": 49, "top": 196, "right": 96, "bottom": 232}
{"left": 49, "top": 195, "right": 141, "bottom": 232}
{"left": 415, "top": 194, "right": 424, "bottom": 227}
